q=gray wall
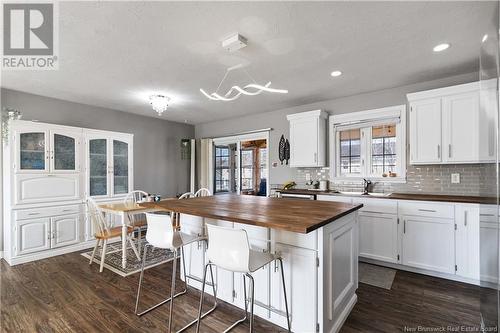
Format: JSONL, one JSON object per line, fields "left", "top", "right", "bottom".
{"left": 195, "top": 72, "right": 494, "bottom": 196}
{"left": 2, "top": 88, "right": 195, "bottom": 197}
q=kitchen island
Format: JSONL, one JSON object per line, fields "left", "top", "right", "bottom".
{"left": 141, "top": 195, "right": 363, "bottom": 333}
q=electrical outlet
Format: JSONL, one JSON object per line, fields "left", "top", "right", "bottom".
{"left": 451, "top": 173, "right": 460, "bottom": 184}
{"left": 305, "top": 173, "right": 311, "bottom": 182}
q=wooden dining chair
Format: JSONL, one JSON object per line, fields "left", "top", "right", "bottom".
{"left": 87, "top": 197, "right": 140, "bottom": 272}
{"left": 123, "top": 190, "right": 149, "bottom": 255}
{"left": 194, "top": 188, "right": 211, "bottom": 197}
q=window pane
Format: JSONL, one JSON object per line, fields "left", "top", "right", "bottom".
{"left": 384, "top": 137, "right": 396, "bottom": 154}
{"left": 350, "top": 157, "right": 361, "bottom": 173}
{"left": 351, "top": 139, "right": 361, "bottom": 156}
{"left": 338, "top": 128, "right": 361, "bottom": 176}
{"left": 371, "top": 124, "right": 397, "bottom": 175}
{"left": 372, "top": 138, "right": 383, "bottom": 155}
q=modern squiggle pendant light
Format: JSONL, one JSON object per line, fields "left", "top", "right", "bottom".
{"left": 200, "top": 34, "right": 288, "bottom": 101}
{"left": 200, "top": 64, "right": 288, "bottom": 101}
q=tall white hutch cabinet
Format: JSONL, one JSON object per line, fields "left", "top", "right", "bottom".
{"left": 3, "top": 120, "right": 133, "bottom": 265}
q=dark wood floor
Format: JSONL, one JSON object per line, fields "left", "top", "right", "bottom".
{"left": 1, "top": 253, "right": 487, "bottom": 333}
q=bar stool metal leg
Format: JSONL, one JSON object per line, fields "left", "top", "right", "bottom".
{"left": 135, "top": 247, "right": 187, "bottom": 316}
{"left": 195, "top": 263, "right": 209, "bottom": 333}
{"left": 176, "top": 247, "right": 218, "bottom": 333}
{"left": 278, "top": 258, "right": 292, "bottom": 332}
{"left": 247, "top": 273, "right": 255, "bottom": 333}
{"left": 168, "top": 249, "right": 178, "bottom": 333}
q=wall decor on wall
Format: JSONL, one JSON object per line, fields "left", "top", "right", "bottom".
{"left": 285, "top": 139, "right": 290, "bottom": 165}
{"left": 180, "top": 139, "right": 191, "bottom": 160}
{"left": 1, "top": 107, "right": 22, "bottom": 143}
{"left": 279, "top": 134, "right": 286, "bottom": 164}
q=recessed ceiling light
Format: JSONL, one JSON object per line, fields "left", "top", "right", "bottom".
{"left": 330, "top": 70, "right": 342, "bottom": 77}
{"left": 433, "top": 43, "right": 450, "bottom": 52}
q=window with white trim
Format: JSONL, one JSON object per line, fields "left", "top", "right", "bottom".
{"left": 331, "top": 105, "right": 406, "bottom": 181}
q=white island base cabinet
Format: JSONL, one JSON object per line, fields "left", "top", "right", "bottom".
{"left": 181, "top": 212, "right": 359, "bottom": 333}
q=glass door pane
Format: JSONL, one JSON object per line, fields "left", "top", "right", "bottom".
{"left": 89, "top": 139, "right": 107, "bottom": 196}
{"left": 53, "top": 134, "right": 76, "bottom": 171}
{"left": 113, "top": 140, "right": 129, "bottom": 195}
{"left": 20, "top": 132, "right": 46, "bottom": 170}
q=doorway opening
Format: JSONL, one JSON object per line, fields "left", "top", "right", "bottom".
{"left": 212, "top": 132, "right": 269, "bottom": 196}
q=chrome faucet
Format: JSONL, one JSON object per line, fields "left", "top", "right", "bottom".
{"left": 363, "top": 178, "right": 372, "bottom": 195}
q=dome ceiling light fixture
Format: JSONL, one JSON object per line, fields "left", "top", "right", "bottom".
{"left": 149, "top": 94, "right": 170, "bottom": 116}
{"left": 200, "top": 63, "right": 288, "bottom": 102}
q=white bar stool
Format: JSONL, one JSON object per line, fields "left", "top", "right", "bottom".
{"left": 134, "top": 210, "right": 216, "bottom": 333}
{"left": 196, "top": 224, "right": 292, "bottom": 333}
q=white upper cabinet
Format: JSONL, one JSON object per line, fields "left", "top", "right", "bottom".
{"left": 408, "top": 81, "right": 494, "bottom": 164}
{"left": 50, "top": 130, "right": 81, "bottom": 173}
{"left": 14, "top": 124, "right": 82, "bottom": 174}
{"left": 84, "top": 131, "right": 133, "bottom": 198}
{"left": 442, "top": 92, "right": 479, "bottom": 163}
{"left": 287, "top": 110, "right": 327, "bottom": 167}
{"left": 409, "top": 98, "right": 442, "bottom": 164}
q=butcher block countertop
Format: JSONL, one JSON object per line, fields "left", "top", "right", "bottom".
{"left": 139, "top": 194, "right": 363, "bottom": 234}
{"left": 277, "top": 189, "right": 496, "bottom": 204}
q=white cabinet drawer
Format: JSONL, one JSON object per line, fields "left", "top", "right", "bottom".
{"left": 317, "top": 195, "right": 353, "bottom": 204}
{"left": 15, "top": 173, "right": 81, "bottom": 205}
{"left": 480, "top": 205, "right": 498, "bottom": 223}
{"left": 15, "top": 204, "right": 82, "bottom": 221}
{"left": 352, "top": 197, "right": 397, "bottom": 215}
{"left": 274, "top": 229, "right": 317, "bottom": 250}
{"left": 398, "top": 201, "right": 454, "bottom": 219}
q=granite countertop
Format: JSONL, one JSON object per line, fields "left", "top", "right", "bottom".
{"left": 276, "top": 188, "right": 497, "bottom": 204}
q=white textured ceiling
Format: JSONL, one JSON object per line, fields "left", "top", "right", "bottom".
{"left": 1, "top": 1, "right": 496, "bottom": 124}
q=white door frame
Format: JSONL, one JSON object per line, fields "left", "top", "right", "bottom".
{"left": 212, "top": 131, "right": 270, "bottom": 196}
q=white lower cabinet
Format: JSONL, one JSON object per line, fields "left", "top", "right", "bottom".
{"left": 479, "top": 206, "right": 498, "bottom": 283}
{"left": 401, "top": 215, "right": 455, "bottom": 274}
{"left": 455, "top": 205, "right": 480, "bottom": 280}
{"left": 358, "top": 213, "right": 399, "bottom": 263}
{"left": 270, "top": 243, "right": 318, "bottom": 333}
{"left": 51, "top": 214, "right": 81, "bottom": 248}
{"left": 318, "top": 195, "right": 484, "bottom": 284}
{"left": 16, "top": 218, "right": 51, "bottom": 255}
{"left": 14, "top": 205, "right": 84, "bottom": 258}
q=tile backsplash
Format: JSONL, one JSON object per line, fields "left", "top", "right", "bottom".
{"left": 290, "top": 163, "right": 497, "bottom": 197}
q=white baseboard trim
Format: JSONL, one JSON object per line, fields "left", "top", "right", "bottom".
{"left": 359, "top": 257, "right": 481, "bottom": 286}
{"left": 5, "top": 238, "right": 121, "bottom": 266}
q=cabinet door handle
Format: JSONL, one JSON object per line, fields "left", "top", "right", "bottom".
{"left": 464, "top": 211, "right": 468, "bottom": 226}
{"left": 314, "top": 153, "right": 317, "bottom": 163}
{"left": 437, "top": 145, "right": 441, "bottom": 159}
{"left": 403, "top": 220, "right": 406, "bottom": 234}
{"left": 28, "top": 212, "right": 40, "bottom": 216}
{"left": 448, "top": 144, "right": 452, "bottom": 158}
{"left": 418, "top": 209, "right": 436, "bottom": 213}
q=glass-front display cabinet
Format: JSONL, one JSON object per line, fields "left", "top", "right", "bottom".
{"left": 16, "top": 129, "right": 80, "bottom": 173}
{"left": 86, "top": 135, "right": 132, "bottom": 198}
